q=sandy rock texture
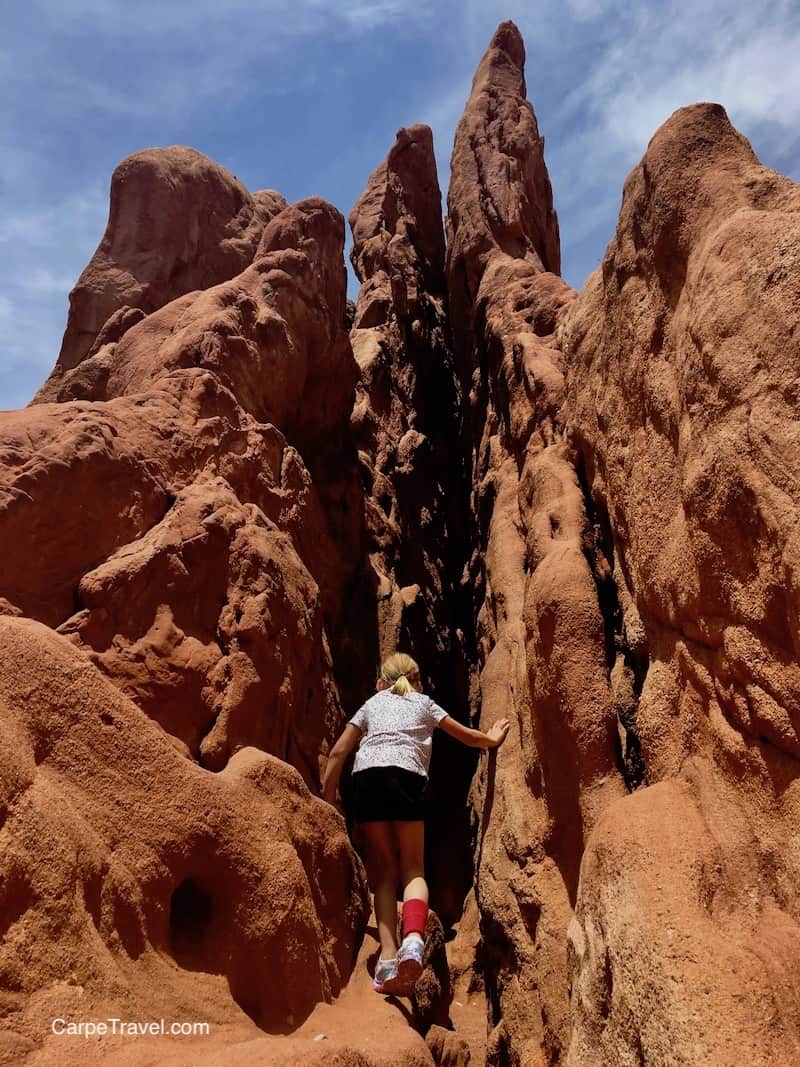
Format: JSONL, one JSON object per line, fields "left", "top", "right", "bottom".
{"left": 57, "top": 473, "right": 336, "bottom": 778}
{"left": 1, "top": 136, "right": 461, "bottom": 1066}
{"left": 38, "top": 146, "right": 286, "bottom": 391}
{"left": 2, "top": 185, "right": 368, "bottom": 777}
{"left": 443, "top": 22, "right": 626, "bottom": 1066}
{"left": 0, "top": 615, "right": 367, "bottom": 1060}
{"left": 446, "top": 20, "right": 560, "bottom": 396}
{"left": 563, "top": 102, "right": 800, "bottom": 1065}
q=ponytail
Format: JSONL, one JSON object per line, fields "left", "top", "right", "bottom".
{"left": 379, "top": 652, "right": 421, "bottom": 699}
{"left": 390, "top": 674, "right": 414, "bottom": 696}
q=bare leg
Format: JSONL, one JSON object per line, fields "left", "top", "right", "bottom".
{"left": 393, "top": 820, "right": 427, "bottom": 905}
{"left": 362, "top": 820, "right": 400, "bottom": 959}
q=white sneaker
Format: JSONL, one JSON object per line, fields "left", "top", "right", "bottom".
{"left": 396, "top": 935, "right": 425, "bottom": 988}
{"left": 372, "top": 956, "right": 399, "bottom": 993}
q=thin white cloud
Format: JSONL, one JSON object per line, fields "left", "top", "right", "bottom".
{"left": 329, "top": 0, "right": 433, "bottom": 30}
{"left": 421, "top": 0, "right": 800, "bottom": 287}
{"left": 11, "top": 0, "right": 433, "bottom": 126}
{"left": 27, "top": 269, "right": 82, "bottom": 294}
{"left": 0, "top": 187, "right": 108, "bottom": 247}
{"left": 558, "top": 0, "right": 800, "bottom": 155}
{"left": 32, "top": 0, "right": 429, "bottom": 37}
{"left": 564, "top": 0, "right": 618, "bottom": 20}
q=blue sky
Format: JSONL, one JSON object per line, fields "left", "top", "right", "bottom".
{"left": 2, "top": 0, "right": 799, "bottom": 409}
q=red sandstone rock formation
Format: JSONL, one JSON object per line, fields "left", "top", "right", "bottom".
{"left": 444, "top": 22, "right": 626, "bottom": 1065}
{"left": 57, "top": 473, "right": 336, "bottom": 776}
{"left": 0, "top": 615, "right": 367, "bottom": 1053}
{"left": 563, "top": 101, "right": 800, "bottom": 1065}
{"left": 3, "top": 18, "right": 800, "bottom": 1067}
{"left": 1, "top": 147, "right": 450, "bottom": 1063}
{"left": 3, "top": 184, "right": 368, "bottom": 774}
{"left": 446, "top": 20, "right": 560, "bottom": 396}
{"left": 349, "top": 125, "right": 463, "bottom": 665}
{"left": 38, "top": 146, "right": 286, "bottom": 392}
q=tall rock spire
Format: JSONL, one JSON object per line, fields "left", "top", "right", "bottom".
{"left": 443, "top": 20, "right": 625, "bottom": 1065}
{"left": 446, "top": 20, "right": 561, "bottom": 378}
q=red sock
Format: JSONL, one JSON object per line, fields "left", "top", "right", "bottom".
{"left": 402, "top": 898, "right": 428, "bottom": 939}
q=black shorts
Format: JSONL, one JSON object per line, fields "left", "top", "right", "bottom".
{"left": 351, "top": 766, "right": 428, "bottom": 822}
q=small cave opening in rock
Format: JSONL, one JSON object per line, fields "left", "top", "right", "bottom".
{"left": 168, "top": 877, "right": 215, "bottom": 968}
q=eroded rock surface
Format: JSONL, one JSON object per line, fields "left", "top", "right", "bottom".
{"left": 37, "top": 146, "right": 286, "bottom": 391}
{"left": 444, "top": 22, "right": 625, "bottom": 1065}
{"left": 348, "top": 125, "right": 476, "bottom": 923}
{"left": 57, "top": 473, "right": 337, "bottom": 777}
{"left": 0, "top": 616, "right": 367, "bottom": 1054}
{"left": 4, "top": 181, "right": 368, "bottom": 777}
{"left": 563, "top": 101, "right": 800, "bottom": 1065}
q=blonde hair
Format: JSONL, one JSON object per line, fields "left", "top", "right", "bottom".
{"left": 379, "top": 652, "right": 420, "bottom": 698}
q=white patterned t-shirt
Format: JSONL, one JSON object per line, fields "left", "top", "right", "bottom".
{"left": 348, "top": 689, "right": 449, "bottom": 778}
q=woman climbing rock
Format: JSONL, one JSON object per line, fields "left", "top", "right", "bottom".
{"left": 321, "top": 651, "right": 510, "bottom": 996}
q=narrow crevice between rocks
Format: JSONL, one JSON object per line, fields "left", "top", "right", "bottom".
{"left": 573, "top": 453, "right": 648, "bottom": 792}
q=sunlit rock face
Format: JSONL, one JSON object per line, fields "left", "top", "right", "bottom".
{"left": 37, "top": 145, "right": 286, "bottom": 391}
{"left": 562, "top": 100, "right": 800, "bottom": 1066}
{"left": 444, "top": 22, "right": 625, "bottom": 1066}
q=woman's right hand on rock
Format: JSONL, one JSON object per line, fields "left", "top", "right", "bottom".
{"left": 487, "top": 718, "right": 511, "bottom": 747}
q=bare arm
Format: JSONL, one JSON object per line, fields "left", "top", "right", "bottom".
{"left": 437, "top": 715, "right": 510, "bottom": 749}
{"left": 321, "top": 724, "right": 363, "bottom": 804}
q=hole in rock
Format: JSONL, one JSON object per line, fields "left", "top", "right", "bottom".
{"left": 167, "top": 875, "right": 296, "bottom": 1033}
{"left": 378, "top": 492, "right": 393, "bottom": 517}
{"left": 169, "top": 878, "right": 214, "bottom": 966}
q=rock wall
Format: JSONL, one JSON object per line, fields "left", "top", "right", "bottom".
{"left": 0, "top": 144, "right": 390, "bottom": 1061}
{"left": 3, "top": 187, "right": 369, "bottom": 781}
{"left": 444, "top": 23, "right": 626, "bottom": 1065}
{"left": 38, "top": 146, "right": 286, "bottom": 388}
{"left": 0, "top": 615, "right": 367, "bottom": 1054}
{"left": 562, "top": 102, "right": 800, "bottom": 1066}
